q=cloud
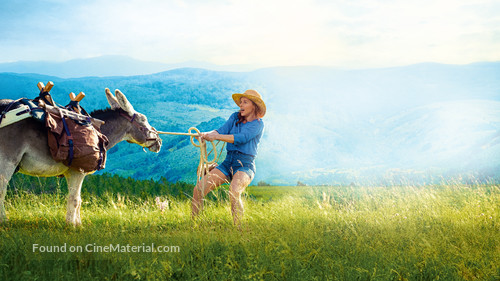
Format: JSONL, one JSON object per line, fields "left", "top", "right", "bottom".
{"left": 70, "top": 0, "right": 342, "bottom": 65}
{"left": 326, "top": 0, "right": 500, "bottom": 66}
{"left": 0, "top": 0, "right": 498, "bottom": 67}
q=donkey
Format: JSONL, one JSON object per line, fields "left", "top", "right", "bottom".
{"left": 0, "top": 89, "right": 162, "bottom": 226}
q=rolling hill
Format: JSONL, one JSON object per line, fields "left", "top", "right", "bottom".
{"left": 1, "top": 60, "right": 499, "bottom": 185}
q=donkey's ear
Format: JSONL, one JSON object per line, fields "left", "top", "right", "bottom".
{"left": 105, "top": 88, "right": 120, "bottom": 110}
{"left": 115, "top": 89, "right": 135, "bottom": 114}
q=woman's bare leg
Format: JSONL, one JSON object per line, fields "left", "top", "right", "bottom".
{"left": 229, "top": 171, "right": 252, "bottom": 226}
{"left": 191, "top": 168, "right": 228, "bottom": 218}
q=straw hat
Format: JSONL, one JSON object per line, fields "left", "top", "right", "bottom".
{"left": 232, "top": 89, "right": 266, "bottom": 118}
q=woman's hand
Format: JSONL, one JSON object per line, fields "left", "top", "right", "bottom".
{"left": 200, "top": 131, "right": 219, "bottom": 142}
{"left": 199, "top": 130, "right": 234, "bottom": 144}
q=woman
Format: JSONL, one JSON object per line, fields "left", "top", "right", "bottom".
{"left": 192, "top": 89, "right": 266, "bottom": 225}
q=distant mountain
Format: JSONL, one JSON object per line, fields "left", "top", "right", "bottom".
{"left": 1, "top": 61, "right": 499, "bottom": 185}
{"left": 0, "top": 55, "right": 258, "bottom": 78}
{"left": 380, "top": 100, "right": 500, "bottom": 170}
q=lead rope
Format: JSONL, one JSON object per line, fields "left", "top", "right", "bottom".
{"left": 157, "top": 127, "right": 225, "bottom": 194}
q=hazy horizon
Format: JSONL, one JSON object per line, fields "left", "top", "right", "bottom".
{"left": 1, "top": 54, "right": 498, "bottom": 76}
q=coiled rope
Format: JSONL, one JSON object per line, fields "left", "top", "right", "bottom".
{"left": 157, "top": 127, "right": 225, "bottom": 191}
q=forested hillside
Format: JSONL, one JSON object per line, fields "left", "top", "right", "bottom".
{"left": 8, "top": 173, "right": 195, "bottom": 201}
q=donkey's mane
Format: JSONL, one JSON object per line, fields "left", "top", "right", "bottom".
{"left": 90, "top": 107, "right": 117, "bottom": 119}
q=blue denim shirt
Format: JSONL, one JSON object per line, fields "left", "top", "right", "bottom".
{"left": 216, "top": 112, "right": 264, "bottom": 157}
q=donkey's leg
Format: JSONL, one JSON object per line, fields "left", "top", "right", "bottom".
{"left": 64, "top": 170, "right": 86, "bottom": 226}
{"left": 0, "top": 163, "right": 17, "bottom": 223}
{"left": 0, "top": 174, "right": 9, "bottom": 223}
{"left": 0, "top": 143, "right": 23, "bottom": 223}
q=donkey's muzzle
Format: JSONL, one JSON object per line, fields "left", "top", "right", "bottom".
{"left": 146, "top": 127, "right": 162, "bottom": 153}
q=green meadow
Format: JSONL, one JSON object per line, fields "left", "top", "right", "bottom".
{"left": 0, "top": 177, "right": 498, "bottom": 280}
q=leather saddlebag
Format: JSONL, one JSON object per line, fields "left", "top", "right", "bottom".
{"left": 45, "top": 111, "right": 108, "bottom": 172}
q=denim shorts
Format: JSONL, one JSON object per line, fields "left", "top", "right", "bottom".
{"left": 216, "top": 151, "right": 256, "bottom": 181}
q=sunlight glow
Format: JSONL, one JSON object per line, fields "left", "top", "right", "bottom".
{"left": 0, "top": 0, "right": 498, "bottom": 67}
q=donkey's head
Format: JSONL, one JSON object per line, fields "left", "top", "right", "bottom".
{"left": 105, "top": 88, "right": 162, "bottom": 153}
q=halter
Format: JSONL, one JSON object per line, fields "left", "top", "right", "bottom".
{"left": 119, "top": 110, "right": 160, "bottom": 148}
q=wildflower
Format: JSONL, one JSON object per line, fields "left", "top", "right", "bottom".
{"left": 155, "top": 197, "right": 169, "bottom": 212}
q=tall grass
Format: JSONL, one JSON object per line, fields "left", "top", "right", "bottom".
{"left": 0, "top": 184, "right": 498, "bottom": 280}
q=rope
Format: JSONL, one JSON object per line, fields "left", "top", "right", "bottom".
{"left": 157, "top": 127, "right": 225, "bottom": 192}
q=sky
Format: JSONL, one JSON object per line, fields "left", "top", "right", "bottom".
{"left": 0, "top": 0, "right": 499, "bottom": 69}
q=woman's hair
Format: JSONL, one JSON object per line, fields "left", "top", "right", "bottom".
{"left": 236, "top": 112, "right": 244, "bottom": 125}
{"left": 236, "top": 100, "right": 262, "bottom": 125}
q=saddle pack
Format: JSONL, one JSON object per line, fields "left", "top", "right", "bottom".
{"left": 43, "top": 84, "right": 109, "bottom": 173}
{"left": 0, "top": 81, "right": 109, "bottom": 173}
{"left": 45, "top": 110, "right": 108, "bottom": 173}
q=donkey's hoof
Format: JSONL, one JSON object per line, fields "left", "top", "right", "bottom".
{"left": 65, "top": 218, "right": 82, "bottom": 227}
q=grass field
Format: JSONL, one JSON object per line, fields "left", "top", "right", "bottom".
{"left": 0, "top": 183, "right": 498, "bottom": 280}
